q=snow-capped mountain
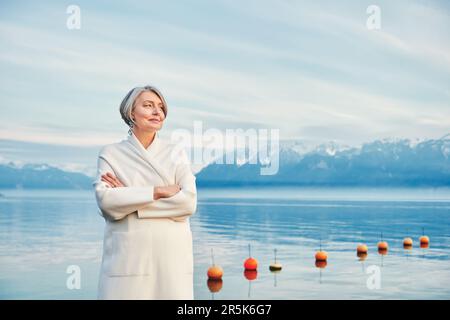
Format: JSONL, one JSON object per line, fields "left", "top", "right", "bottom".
{"left": 0, "top": 135, "right": 448, "bottom": 189}
{"left": 0, "top": 161, "right": 93, "bottom": 189}
{"left": 196, "top": 135, "right": 450, "bottom": 187}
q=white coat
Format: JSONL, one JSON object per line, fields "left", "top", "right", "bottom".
{"left": 93, "top": 131, "right": 197, "bottom": 299}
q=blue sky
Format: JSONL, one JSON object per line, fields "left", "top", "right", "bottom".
{"left": 0, "top": 0, "right": 449, "bottom": 147}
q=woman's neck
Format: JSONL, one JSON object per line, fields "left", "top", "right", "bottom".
{"left": 132, "top": 129, "right": 156, "bottom": 149}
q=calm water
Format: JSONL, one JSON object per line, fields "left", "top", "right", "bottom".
{"left": 0, "top": 187, "right": 449, "bottom": 299}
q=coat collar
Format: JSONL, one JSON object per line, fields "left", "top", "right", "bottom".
{"left": 128, "top": 130, "right": 160, "bottom": 154}
{"left": 126, "top": 131, "right": 173, "bottom": 185}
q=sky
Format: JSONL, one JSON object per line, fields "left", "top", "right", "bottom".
{"left": 0, "top": 0, "right": 449, "bottom": 150}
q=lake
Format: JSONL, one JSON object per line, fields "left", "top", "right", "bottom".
{"left": 0, "top": 187, "right": 449, "bottom": 299}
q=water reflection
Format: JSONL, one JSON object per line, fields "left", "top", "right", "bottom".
{"left": 315, "top": 260, "right": 327, "bottom": 284}
{"left": 0, "top": 188, "right": 449, "bottom": 299}
{"left": 193, "top": 193, "right": 450, "bottom": 299}
{"left": 243, "top": 270, "right": 257, "bottom": 298}
{"left": 207, "top": 279, "right": 223, "bottom": 300}
{"left": 270, "top": 269, "right": 281, "bottom": 287}
{"left": 357, "top": 252, "right": 368, "bottom": 273}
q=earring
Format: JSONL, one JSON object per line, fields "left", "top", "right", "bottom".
{"left": 128, "top": 121, "right": 134, "bottom": 135}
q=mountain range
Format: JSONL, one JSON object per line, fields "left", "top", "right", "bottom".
{"left": 0, "top": 135, "right": 449, "bottom": 189}
{"left": 195, "top": 135, "right": 450, "bottom": 187}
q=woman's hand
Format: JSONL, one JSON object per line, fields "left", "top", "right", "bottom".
{"left": 101, "top": 172, "right": 180, "bottom": 200}
{"left": 101, "top": 172, "right": 125, "bottom": 188}
{"left": 154, "top": 185, "right": 181, "bottom": 200}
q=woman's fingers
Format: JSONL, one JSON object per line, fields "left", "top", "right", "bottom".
{"left": 107, "top": 172, "right": 124, "bottom": 187}
{"left": 102, "top": 172, "right": 125, "bottom": 188}
{"left": 154, "top": 185, "right": 182, "bottom": 199}
{"left": 101, "top": 175, "right": 116, "bottom": 187}
{"left": 168, "top": 184, "right": 181, "bottom": 196}
{"left": 106, "top": 173, "right": 118, "bottom": 186}
{"left": 102, "top": 174, "right": 115, "bottom": 185}
{"left": 101, "top": 175, "right": 112, "bottom": 185}
{"left": 102, "top": 174, "right": 119, "bottom": 187}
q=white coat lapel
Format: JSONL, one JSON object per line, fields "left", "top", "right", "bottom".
{"left": 126, "top": 132, "right": 174, "bottom": 185}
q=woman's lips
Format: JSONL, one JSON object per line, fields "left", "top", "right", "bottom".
{"left": 149, "top": 119, "right": 160, "bottom": 123}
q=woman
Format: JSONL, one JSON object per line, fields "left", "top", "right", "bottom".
{"left": 93, "top": 85, "right": 197, "bottom": 299}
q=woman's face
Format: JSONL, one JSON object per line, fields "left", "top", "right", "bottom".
{"left": 131, "top": 90, "right": 166, "bottom": 132}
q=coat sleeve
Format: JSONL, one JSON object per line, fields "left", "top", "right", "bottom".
{"left": 136, "top": 148, "right": 197, "bottom": 220}
{"left": 93, "top": 151, "right": 156, "bottom": 221}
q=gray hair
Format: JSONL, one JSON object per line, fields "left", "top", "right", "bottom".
{"left": 119, "top": 85, "right": 168, "bottom": 131}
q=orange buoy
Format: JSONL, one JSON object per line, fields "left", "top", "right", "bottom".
{"left": 244, "top": 258, "right": 258, "bottom": 270}
{"left": 244, "top": 244, "right": 258, "bottom": 271}
{"left": 207, "top": 265, "right": 223, "bottom": 280}
{"left": 378, "top": 241, "right": 388, "bottom": 250}
{"left": 269, "top": 248, "right": 282, "bottom": 271}
{"left": 315, "top": 251, "right": 328, "bottom": 261}
{"left": 377, "top": 232, "right": 388, "bottom": 251}
{"left": 419, "top": 227, "right": 430, "bottom": 245}
{"left": 207, "top": 249, "right": 223, "bottom": 280}
{"left": 315, "top": 238, "right": 328, "bottom": 261}
{"left": 357, "top": 244, "right": 368, "bottom": 254}
{"left": 403, "top": 237, "right": 413, "bottom": 248}
{"left": 419, "top": 236, "right": 429, "bottom": 244}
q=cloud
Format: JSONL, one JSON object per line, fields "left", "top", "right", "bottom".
{"left": 0, "top": 1, "right": 449, "bottom": 147}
